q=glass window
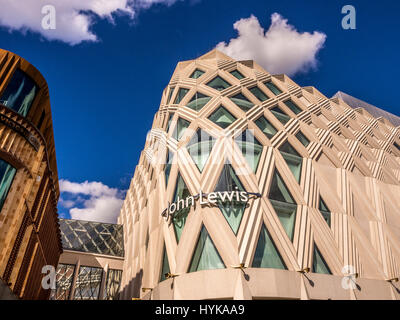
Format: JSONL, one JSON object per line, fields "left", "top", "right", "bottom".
{"left": 215, "top": 164, "right": 246, "bottom": 234}
{"left": 0, "top": 159, "right": 16, "bottom": 212}
{"left": 167, "top": 87, "right": 175, "bottom": 104}
{"left": 190, "top": 69, "right": 205, "bottom": 79}
{"left": 104, "top": 269, "right": 122, "bottom": 300}
{"left": 206, "top": 76, "right": 231, "bottom": 91}
{"left": 172, "top": 117, "right": 190, "bottom": 140}
{"left": 264, "top": 81, "right": 282, "bottom": 95}
{"left": 74, "top": 266, "right": 103, "bottom": 300}
{"left": 269, "top": 169, "right": 297, "bottom": 241}
{"left": 295, "top": 131, "right": 310, "bottom": 147}
{"left": 252, "top": 225, "right": 287, "bottom": 269}
{"left": 172, "top": 173, "right": 191, "bottom": 242}
{"left": 230, "top": 93, "right": 254, "bottom": 112}
{"left": 284, "top": 100, "right": 302, "bottom": 115}
{"left": 270, "top": 106, "right": 290, "bottom": 125}
{"left": 174, "top": 88, "right": 190, "bottom": 104}
{"left": 394, "top": 141, "right": 400, "bottom": 151}
{"left": 255, "top": 115, "right": 277, "bottom": 139}
{"left": 235, "top": 130, "right": 263, "bottom": 173}
{"left": 166, "top": 113, "right": 174, "bottom": 132}
{"left": 50, "top": 264, "right": 76, "bottom": 300}
{"left": 188, "top": 225, "right": 225, "bottom": 273}
{"left": 279, "top": 142, "right": 303, "bottom": 183}
{"left": 208, "top": 106, "right": 236, "bottom": 129}
{"left": 249, "top": 86, "right": 269, "bottom": 102}
{"left": 186, "top": 92, "right": 211, "bottom": 111}
{"left": 312, "top": 244, "right": 332, "bottom": 274}
{"left": 164, "top": 150, "right": 173, "bottom": 186}
{"left": 319, "top": 197, "right": 331, "bottom": 227}
{"left": 187, "top": 129, "right": 215, "bottom": 172}
{"left": 0, "top": 69, "right": 38, "bottom": 117}
{"left": 230, "top": 70, "right": 244, "bottom": 79}
{"left": 159, "top": 245, "right": 171, "bottom": 282}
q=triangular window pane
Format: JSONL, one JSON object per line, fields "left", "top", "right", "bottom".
{"left": 295, "top": 131, "right": 310, "bottom": 147}
{"left": 190, "top": 69, "right": 205, "bottom": 79}
{"left": 249, "top": 86, "right": 269, "bottom": 102}
{"left": 168, "top": 87, "right": 175, "bottom": 104}
{"left": 252, "top": 224, "right": 287, "bottom": 269}
{"left": 186, "top": 92, "right": 211, "bottom": 111}
{"left": 187, "top": 129, "right": 215, "bottom": 172}
{"left": 188, "top": 225, "right": 225, "bottom": 272}
{"left": 174, "top": 88, "right": 190, "bottom": 104}
{"left": 230, "top": 70, "right": 244, "bottom": 79}
{"left": 172, "top": 173, "right": 191, "bottom": 242}
{"left": 319, "top": 197, "right": 331, "bottom": 227}
{"left": 206, "top": 76, "right": 231, "bottom": 91}
{"left": 279, "top": 142, "right": 302, "bottom": 183}
{"left": 312, "top": 244, "right": 332, "bottom": 274}
{"left": 166, "top": 113, "right": 174, "bottom": 132}
{"left": 270, "top": 200, "right": 297, "bottom": 241}
{"left": 235, "top": 130, "right": 263, "bottom": 172}
{"left": 164, "top": 150, "right": 173, "bottom": 186}
{"left": 271, "top": 106, "right": 290, "bottom": 125}
{"left": 284, "top": 100, "right": 302, "bottom": 115}
{"left": 208, "top": 106, "right": 236, "bottom": 129}
{"left": 172, "top": 117, "right": 190, "bottom": 140}
{"left": 215, "top": 164, "right": 246, "bottom": 234}
{"left": 264, "top": 81, "right": 282, "bottom": 95}
{"left": 268, "top": 169, "right": 295, "bottom": 204}
{"left": 159, "top": 245, "right": 170, "bottom": 282}
{"left": 255, "top": 115, "right": 277, "bottom": 139}
{"left": 230, "top": 93, "right": 254, "bottom": 112}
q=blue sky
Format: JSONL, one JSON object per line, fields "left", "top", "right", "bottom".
{"left": 0, "top": 0, "right": 399, "bottom": 222}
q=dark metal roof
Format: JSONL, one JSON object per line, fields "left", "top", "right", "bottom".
{"left": 59, "top": 219, "right": 124, "bottom": 257}
{"left": 332, "top": 91, "right": 400, "bottom": 127}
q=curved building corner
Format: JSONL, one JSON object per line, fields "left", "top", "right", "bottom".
{"left": 0, "top": 49, "right": 62, "bottom": 299}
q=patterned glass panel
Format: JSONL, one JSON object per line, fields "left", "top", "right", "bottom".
{"left": 264, "top": 81, "right": 282, "bottom": 95}
{"left": 74, "top": 266, "right": 103, "bottom": 300}
{"left": 230, "top": 93, "right": 254, "bottom": 112}
{"left": 186, "top": 92, "right": 211, "bottom": 111}
{"left": 206, "top": 76, "right": 231, "bottom": 91}
{"left": 0, "top": 159, "right": 17, "bottom": 212}
{"left": 159, "top": 246, "right": 170, "bottom": 282}
{"left": 279, "top": 141, "right": 303, "bottom": 183}
{"left": 230, "top": 70, "right": 244, "bottom": 79}
{"left": 172, "top": 173, "right": 191, "bottom": 242}
{"left": 190, "top": 69, "right": 205, "bottom": 79}
{"left": 187, "top": 129, "right": 215, "bottom": 172}
{"left": 104, "top": 269, "right": 122, "bottom": 300}
{"left": 235, "top": 130, "right": 263, "bottom": 172}
{"left": 255, "top": 115, "right": 277, "bottom": 139}
{"left": 319, "top": 197, "right": 331, "bottom": 227}
{"left": 312, "top": 244, "right": 332, "bottom": 274}
{"left": 50, "top": 264, "right": 76, "bottom": 300}
{"left": 208, "top": 106, "right": 236, "bottom": 129}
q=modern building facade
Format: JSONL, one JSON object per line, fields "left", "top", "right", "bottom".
{"left": 118, "top": 49, "right": 400, "bottom": 300}
{"left": 51, "top": 219, "right": 124, "bottom": 300}
{"left": 0, "top": 49, "right": 61, "bottom": 299}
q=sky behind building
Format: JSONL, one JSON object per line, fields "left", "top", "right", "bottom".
{"left": 0, "top": 0, "right": 398, "bottom": 222}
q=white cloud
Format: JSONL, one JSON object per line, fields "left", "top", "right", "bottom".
{"left": 0, "top": 0, "right": 181, "bottom": 45}
{"left": 59, "top": 179, "right": 125, "bottom": 223}
{"left": 216, "top": 13, "right": 327, "bottom": 76}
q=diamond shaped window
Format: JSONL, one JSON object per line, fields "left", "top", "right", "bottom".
{"left": 270, "top": 106, "right": 291, "bottom": 125}
{"left": 206, "top": 76, "right": 231, "bottom": 91}
{"left": 164, "top": 150, "right": 173, "bottom": 186}
{"left": 230, "top": 93, "right": 254, "bottom": 112}
{"left": 296, "top": 131, "right": 310, "bottom": 147}
{"left": 174, "top": 88, "right": 190, "bottom": 104}
{"left": 284, "top": 100, "right": 302, "bottom": 115}
{"left": 188, "top": 225, "right": 225, "bottom": 273}
{"left": 269, "top": 169, "right": 297, "bottom": 241}
{"left": 190, "top": 69, "right": 205, "bottom": 79}
{"left": 172, "top": 117, "right": 190, "bottom": 140}
{"left": 230, "top": 70, "right": 244, "bottom": 79}
{"left": 235, "top": 130, "right": 263, "bottom": 172}
{"left": 319, "top": 197, "right": 331, "bottom": 227}
{"left": 172, "top": 173, "right": 191, "bottom": 242}
{"left": 168, "top": 87, "right": 175, "bottom": 104}
{"left": 187, "top": 129, "right": 215, "bottom": 172}
{"left": 312, "top": 244, "right": 332, "bottom": 274}
{"left": 159, "top": 245, "right": 170, "bottom": 282}
{"left": 264, "top": 81, "right": 282, "bottom": 95}
{"left": 279, "top": 141, "right": 303, "bottom": 183}
{"left": 208, "top": 106, "right": 236, "bottom": 129}
{"left": 249, "top": 86, "right": 269, "bottom": 102}
{"left": 252, "top": 224, "right": 287, "bottom": 269}
{"left": 215, "top": 164, "right": 246, "bottom": 234}
{"left": 186, "top": 92, "right": 211, "bottom": 111}
{"left": 255, "top": 115, "right": 277, "bottom": 139}
{"left": 166, "top": 113, "right": 174, "bottom": 132}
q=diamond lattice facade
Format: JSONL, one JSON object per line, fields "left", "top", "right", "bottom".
{"left": 118, "top": 50, "right": 400, "bottom": 300}
{"left": 0, "top": 49, "right": 61, "bottom": 299}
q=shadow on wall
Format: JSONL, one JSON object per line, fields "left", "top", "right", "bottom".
{"left": 120, "top": 269, "right": 143, "bottom": 300}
